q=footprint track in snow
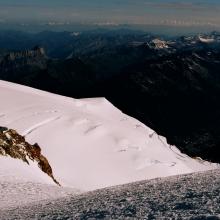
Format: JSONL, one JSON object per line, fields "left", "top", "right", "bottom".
{"left": 115, "top": 138, "right": 142, "bottom": 152}
{"left": 136, "top": 159, "right": 177, "bottom": 170}
{"left": 22, "top": 116, "right": 62, "bottom": 136}
{"left": 4, "top": 110, "right": 60, "bottom": 127}
{"left": 84, "top": 124, "right": 103, "bottom": 135}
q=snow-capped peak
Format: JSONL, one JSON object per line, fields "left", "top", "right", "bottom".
{"left": 149, "top": 38, "right": 169, "bottom": 49}
{"left": 198, "top": 36, "right": 215, "bottom": 43}
{"left": 70, "top": 32, "right": 81, "bottom": 37}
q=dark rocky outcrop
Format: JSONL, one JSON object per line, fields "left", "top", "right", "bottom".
{"left": 5, "top": 46, "right": 46, "bottom": 61}
{"left": 0, "top": 127, "right": 60, "bottom": 185}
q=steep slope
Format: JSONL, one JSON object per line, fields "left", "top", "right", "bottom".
{"left": 104, "top": 48, "right": 220, "bottom": 163}
{"left": 0, "top": 80, "right": 218, "bottom": 191}
{"left": 0, "top": 127, "right": 78, "bottom": 210}
{"left": 0, "top": 156, "right": 77, "bottom": 210}
{"left": 0, "top": 128, "right": 59, "bottom": 185}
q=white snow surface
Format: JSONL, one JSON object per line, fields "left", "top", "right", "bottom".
{"left": 0, "top": 80, "right": 218, "bottom": 191}
{"left": 0, "top": 157, "right": 78, "bottom": 209}
{"left": 198, "top": 36, "right": 215, "bottom": 43}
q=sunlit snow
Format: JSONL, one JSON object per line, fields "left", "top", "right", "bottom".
{"left": 0, "top": 80, "right": 218, "bottom": 192}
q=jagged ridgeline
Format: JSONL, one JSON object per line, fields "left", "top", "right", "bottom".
{"left": 0, "top": 126, "right": 60, "bottom": 185}
{"left": 5, "top": 46, "right": 46, "bottom": 61}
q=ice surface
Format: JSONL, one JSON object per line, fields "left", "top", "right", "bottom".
{"left": 1, "top": 169, "right": 220, "bottom": 219}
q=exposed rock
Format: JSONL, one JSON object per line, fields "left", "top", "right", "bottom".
{"left": 5, "top": 46, "right": 46, "bottom": 61}
{"left": 148, "top": 38, "right": 169, "bottom": 49}
{"left": 0, "top": 126, "right": 7, "bottom": 132}
{"left": 0, "top": 128, "right": 60, "bottom": 185}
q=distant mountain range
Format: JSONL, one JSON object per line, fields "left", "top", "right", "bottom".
{"left": 0, "top": 30, "right": 220, "bottom": 163}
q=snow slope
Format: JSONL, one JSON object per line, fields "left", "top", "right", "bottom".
{"left": 0, "top": 80, "right": 218, "bottom": 191}
{"left": 198, "top": 36, "right": 215, "bottom": 43}
{"left": 0, "top": 157, "right": 78, "bottom": 209}
{"left": 0, "top": 157, "right": 53, "bottom": 185}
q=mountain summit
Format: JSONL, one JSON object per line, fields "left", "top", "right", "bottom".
{"left": 5, "top": 46, "right": 46, "bottom": 61}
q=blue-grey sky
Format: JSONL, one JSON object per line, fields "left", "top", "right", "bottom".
{"left": 0, "top": 0, "right": 220, "bottom": 28}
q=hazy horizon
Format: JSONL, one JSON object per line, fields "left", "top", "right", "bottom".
{"left": 0, "top": 1, "right": 219, "bottom": 25}
{"left": 0, "top": 0, "right": 219, "bottom": 34}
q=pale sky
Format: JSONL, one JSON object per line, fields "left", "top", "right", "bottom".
{"left": 0, "top": 0, "right": 219, "bottom": 28}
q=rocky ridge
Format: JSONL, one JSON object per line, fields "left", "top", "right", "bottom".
{"left": 0, "top": 127, "right": 59, "bottom": 185}
{"left": 5, "top": 46, "right": 46, "bottom": 61}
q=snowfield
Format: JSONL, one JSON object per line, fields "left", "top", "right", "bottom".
{"left": 0, "top": 157, "right": 79, "bottom": 210}
{"left": 1, "top": 169, "right": 220, "bottom": 219}
{"left": 198, "top": 36, "right": 215, "bottom": 43}
{"left": 0, "top": 80, "right": 218, "bottom": 192}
